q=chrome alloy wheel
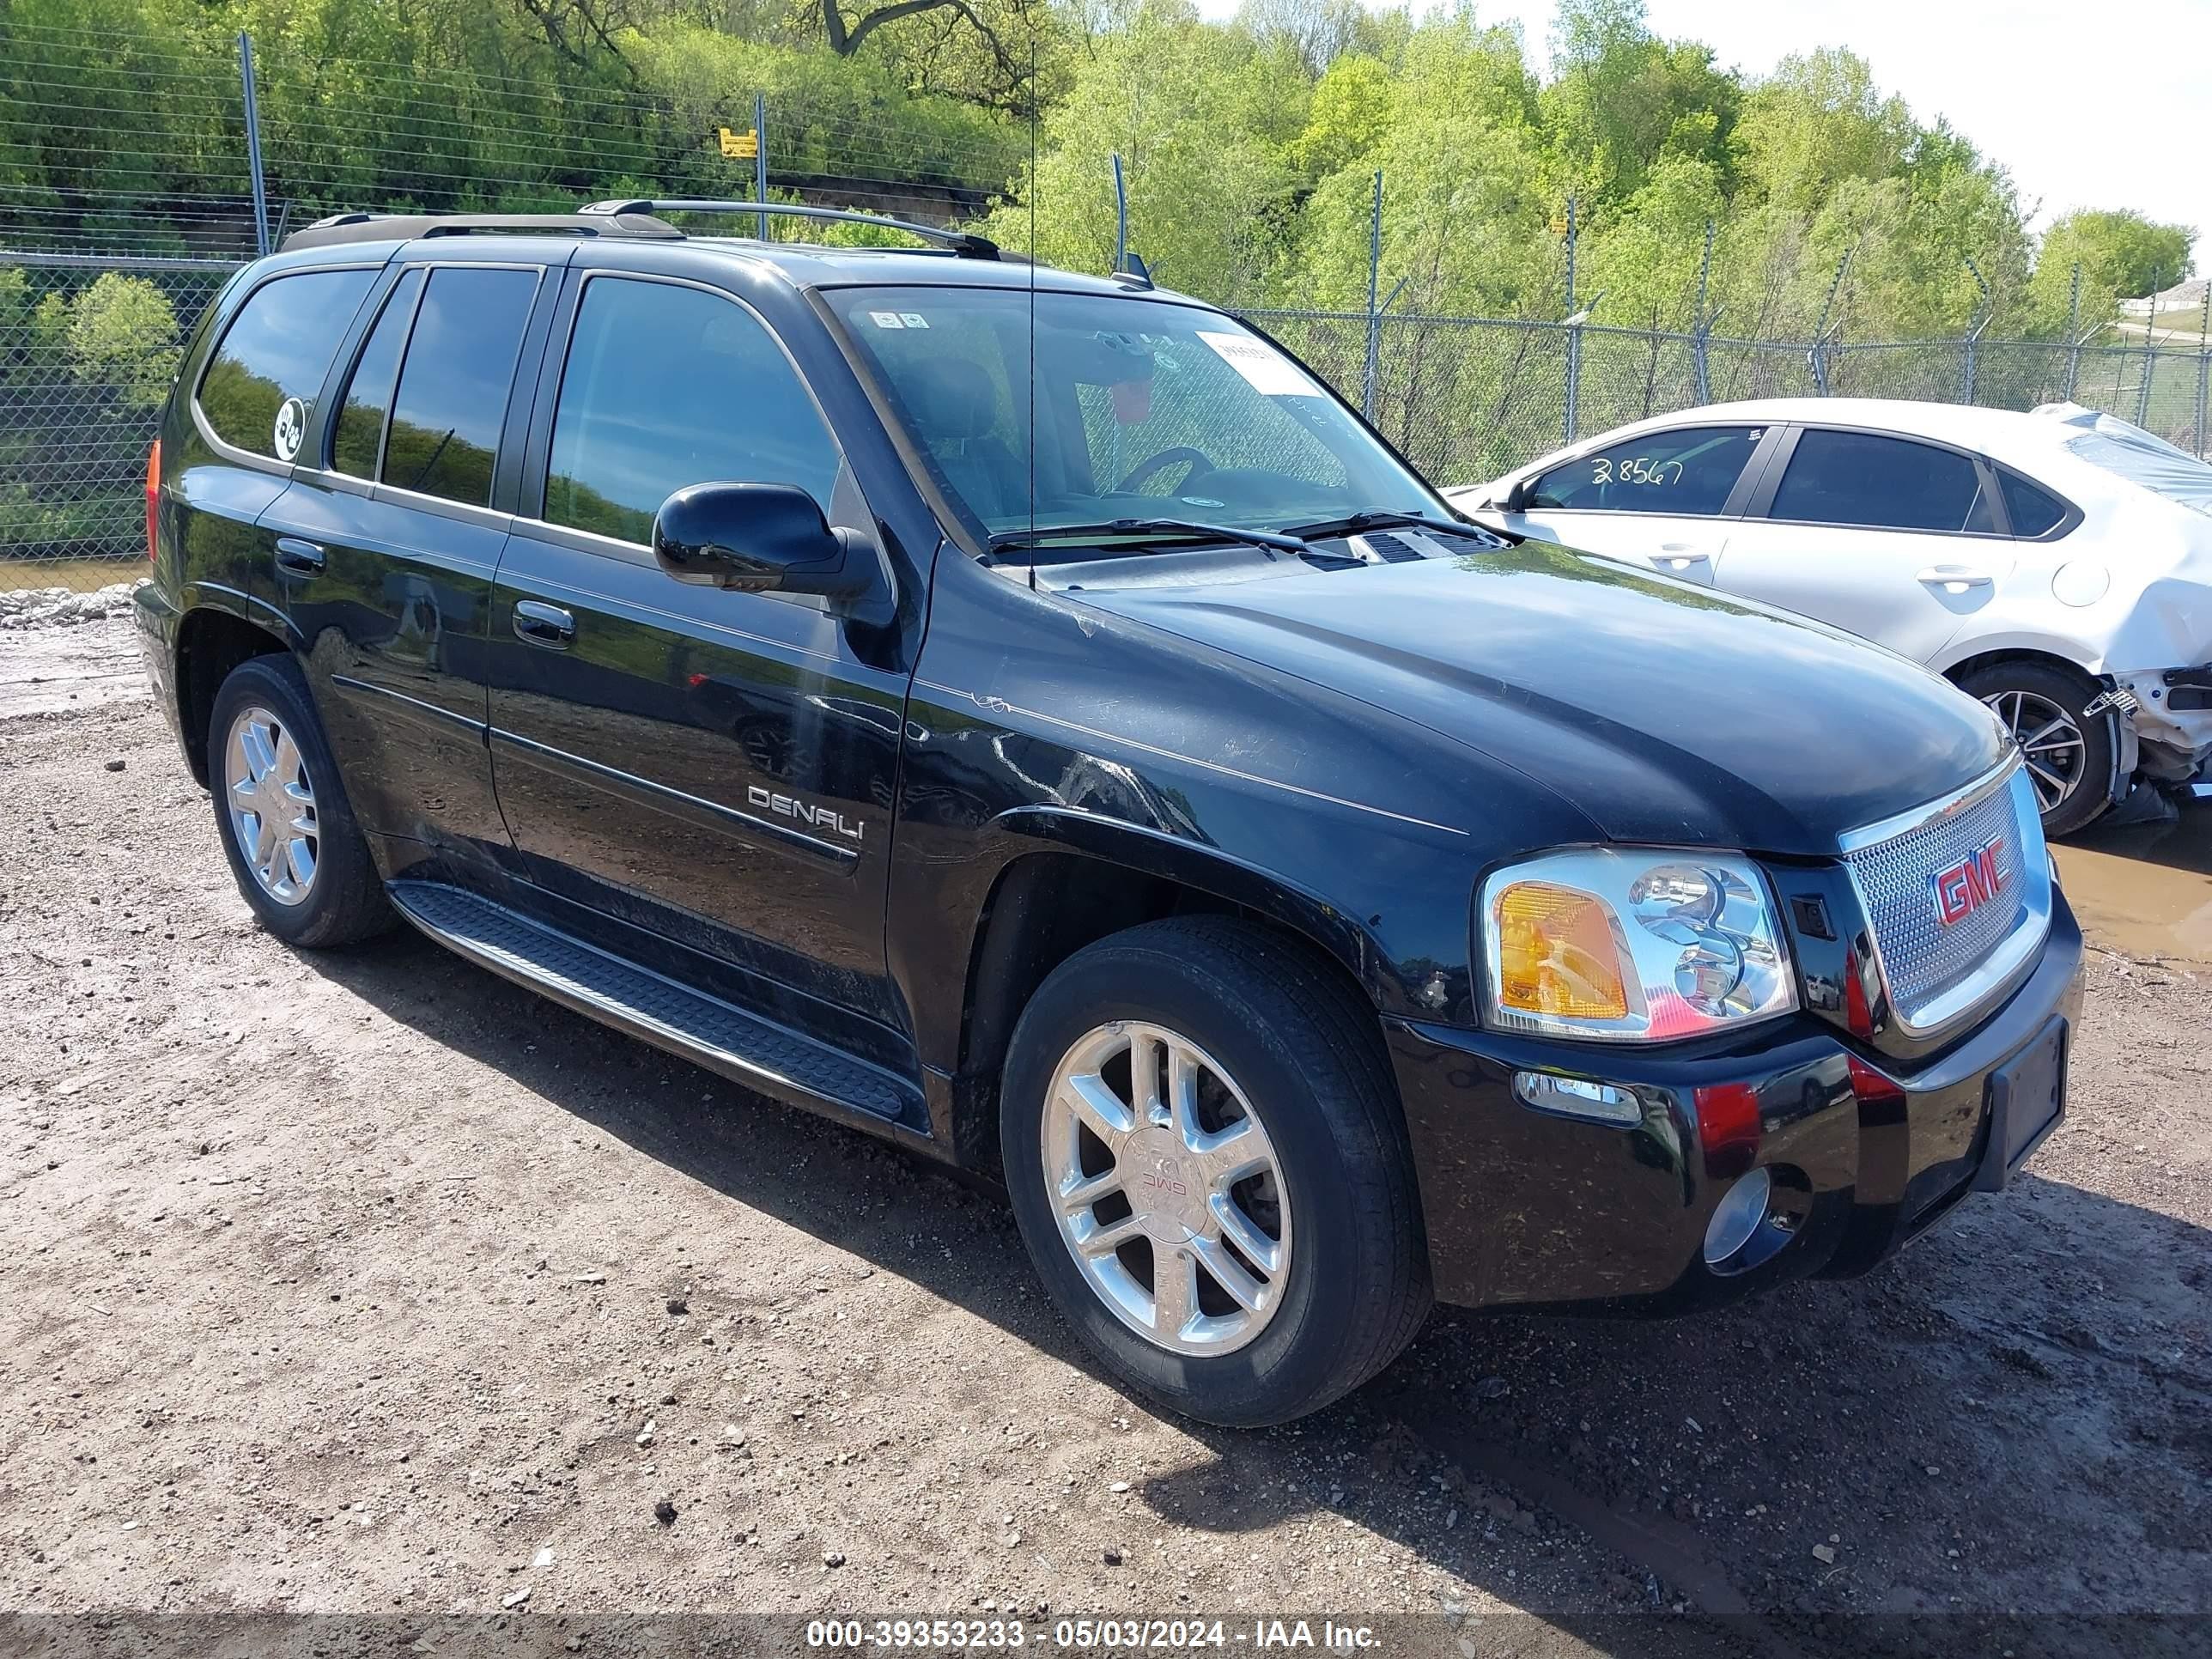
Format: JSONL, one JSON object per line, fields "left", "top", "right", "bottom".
{"left": 1981, "top": 688, "right": 2087, "bottom": 814}
{"left": 223, "top": 705, "right": 319, "bottom": 906}
{"left": 1042, "top": 1020, "right": 1291, "bottom": 1355}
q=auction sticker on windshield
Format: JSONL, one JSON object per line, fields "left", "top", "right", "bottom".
{"left": 1198, "top": 331, "right": 1321, "bottom": 397}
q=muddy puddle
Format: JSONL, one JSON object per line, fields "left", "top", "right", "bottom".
{"left": 2056, "top": 798, "right": 2212, "bottom": 963}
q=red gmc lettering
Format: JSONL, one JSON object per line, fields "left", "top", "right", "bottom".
{"left": 1932, "top": 836, "right": 2007, "bottom": 927}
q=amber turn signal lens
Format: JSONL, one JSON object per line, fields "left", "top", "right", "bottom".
{"left": 1492, "top": 882, "right": 1629, "bottom": 1019}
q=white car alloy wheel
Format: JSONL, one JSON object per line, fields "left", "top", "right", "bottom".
{"left": 224, "top": 703, "right": 319, "bottom": 906}
{"left": 1981, "top": 688, "right": 2087, "bottom": 814}
{"left": 1042, "top": 1019, "right": 1291, "bottom": 1356}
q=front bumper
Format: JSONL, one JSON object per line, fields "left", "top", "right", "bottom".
{"left": 1389, "top": 896, "right": 2084, "bottom": 1312}
{"left": 2112, "top": 665, "right": 2212, "bottom": 782}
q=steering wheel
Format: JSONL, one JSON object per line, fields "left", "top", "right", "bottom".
{"left": 1118, "top": 446, "right": 1218, "bottom": 495}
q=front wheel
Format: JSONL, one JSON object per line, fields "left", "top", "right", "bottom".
{"left": 1957, "top": 660, "right": 2113, "bottom": 837}
{"left": 1001, "top": 916, "right": 1431, "bottom": 1426}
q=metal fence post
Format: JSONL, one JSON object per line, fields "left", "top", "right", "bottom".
{"left": 1810, "top": 243, "right": 1853, "bottom": 397}
{"left": 2137, "top": 314, "right": 2159, "bottom": 428}
{"left": 2063, "top": 264, "right": 2084, "bottom": 400}
{"left": 1562, "top": 197, "right": 1578, "bottom": 443}
{"left": 1691, "top": 220, "right": 1714, "bottom": 404}
{"left": 1362, "top": 171, "right": 1382, "bottom": 422}
{"left": 237, "top": 33, "right": 270, "bottom": 258}
{"left": 1961, "top": 256, "right": 1993, "bottom": 406}
{"left": 754, "top": 92, "right": 769, "bottom": 240}
{"left": 2197, "top": 283, "right": 2211, "bottom": 458}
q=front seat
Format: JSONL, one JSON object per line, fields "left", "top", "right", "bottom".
{"left": 905, "top": 357, "right": 1026, "bottom": 525}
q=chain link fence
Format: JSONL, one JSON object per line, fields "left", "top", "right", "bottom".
{"left": 1, "top": 253, "right": 236, "bottom": 592}
{"left": 4, "top": 264, "right": 2205, "bottom": 591}
{"left": 1, "top": 19, "right": 2208, "bottom": 592}
{"left": 1243, "top": 307, "right": 2209, "bottom": 489}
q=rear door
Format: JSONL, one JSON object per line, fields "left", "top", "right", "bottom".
{"left": 483, "top": 264, "right": 911, "bottom": 1043}
{"left": 260, "top": 251, "right": 562, "bottom": 856}
{"left": 1714, "top": 425, "right": 2016, "bottom": 665}
{"left": 1492, "top": 422, "right": 1778, "bottom": 584}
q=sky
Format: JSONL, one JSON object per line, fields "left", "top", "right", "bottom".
{"left": 1198, "top": 0, "right": 2211, "bottom": 271}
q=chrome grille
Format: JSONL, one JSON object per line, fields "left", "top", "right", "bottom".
{"left": 1842, "top": 765, "right": 2049, "bottom": 1031}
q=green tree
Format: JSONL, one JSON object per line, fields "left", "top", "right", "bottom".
{"left": 62, "top": 273, "right": 181, "bottom": 409}
{"left": 2030, "top": 209, "right": 2196, "bottom": 320}
{"left": 979, "top": 2, "right": 1306, "bottom": 304}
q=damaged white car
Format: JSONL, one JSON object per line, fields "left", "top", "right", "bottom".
{"left": 1449, "top": 399, "right": 2212, "bottom": 835}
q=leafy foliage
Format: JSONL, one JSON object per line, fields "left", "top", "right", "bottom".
{"left": 1, "top": 0, "right": 2193, "bottom": 342}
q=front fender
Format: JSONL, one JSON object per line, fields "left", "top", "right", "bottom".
{"left": 986, "top": 803, "right": 1383, "bottom": 993}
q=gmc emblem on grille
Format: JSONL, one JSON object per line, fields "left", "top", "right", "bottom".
{"left": 1930, "top": 836, "right": 2007, "bottom": 927}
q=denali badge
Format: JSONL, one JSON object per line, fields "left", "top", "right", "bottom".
{"left": 1930, "top": 837, "right": 2006, "bottom": 927}
{"left": 747, "top": 784, "right": 864, "bottom": 842}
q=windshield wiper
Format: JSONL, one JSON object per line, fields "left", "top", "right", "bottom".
{"left": 987, "top": 518, "right": 1310, "bottom": 558}
{"left": 1282, "top": 508, "right": 1484, "bottom": 541}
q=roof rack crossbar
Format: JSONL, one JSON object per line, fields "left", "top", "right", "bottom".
{"left": 580, "top": 199, "right": 1000, "bottom": 261}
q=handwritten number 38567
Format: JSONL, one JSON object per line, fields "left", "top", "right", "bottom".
{"left": 1592, "top": 457, "right": 1685, "bottom": 486}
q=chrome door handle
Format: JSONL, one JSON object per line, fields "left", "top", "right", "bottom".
{"left": 512, "top": 599, "right": 575, "bottom": 648}
{"left": 274, "top": 537, "right": 326, "bottom": 575}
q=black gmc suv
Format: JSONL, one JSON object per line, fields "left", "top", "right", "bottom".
{"left": 136, "top": 200, "right": 2082, "bottom": 1425}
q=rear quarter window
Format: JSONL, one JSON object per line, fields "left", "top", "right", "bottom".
{"left": 196, "top": 268, "right": 377, "bottom": 460}
{"left": 1998, "top": 470, "right": 2069, "bottom": 538}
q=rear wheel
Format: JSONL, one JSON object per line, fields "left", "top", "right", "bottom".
{"left": 1957, "top": 660, "right": 2112, "bottom": 837}
{"left": 208, "top": 654, "right": 392, "bottom": 947}
{"left": 1001, "top": 916, "right": 1431, "bottom": 1426}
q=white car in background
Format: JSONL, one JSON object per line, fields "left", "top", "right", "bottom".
{"left": 1449, "top": 398, "right": 2212, "bottom": 835}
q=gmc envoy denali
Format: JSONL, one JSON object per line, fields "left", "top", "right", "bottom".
{"left": 136, "top": 200, "right": 2082, "bottom": 1425}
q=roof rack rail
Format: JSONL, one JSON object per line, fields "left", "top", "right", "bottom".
{"left": 283, "top": 209, "right": 681, "bottom": 252}
{"left": 579, "top": 199, "right": 1000, "bottom": 261}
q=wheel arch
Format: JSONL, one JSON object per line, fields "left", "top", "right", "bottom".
{"left": 173, "top": 602, "right": 289, "bottom": 787}
{"left": 1939, "top": 644, "right": 2105, "bottom": 693}
{"left": 940, "top": 807, "right": 1393, "bottom": 1173}
{"left": 1943, "top": 647, "right": 2132, "bottom": 823}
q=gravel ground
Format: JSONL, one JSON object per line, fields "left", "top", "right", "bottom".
{"left": 1, "top": 619, "right": 2207, "bottom": 1656}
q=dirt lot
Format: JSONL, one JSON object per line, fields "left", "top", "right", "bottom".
{"left": 2, "top": 617, "right": 2208, "bottom": 1656}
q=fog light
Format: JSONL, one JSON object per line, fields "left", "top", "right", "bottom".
{"left": 1512, "top": 1070, "right": 1640, "bottom": 1125}
{"left": 1703, "top": 1166, "right": 1771, "bottom": 1267}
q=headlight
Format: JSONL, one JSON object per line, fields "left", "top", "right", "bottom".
{"left": 1479, "top": 848, "right": 1797, "bottom": 1041}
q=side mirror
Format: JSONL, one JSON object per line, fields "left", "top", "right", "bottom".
{"left": 1502, "top": 476, "right": 1533, "bottom": 514}
{"left": 652, "top": 482, "right": 873, "bottom": 604}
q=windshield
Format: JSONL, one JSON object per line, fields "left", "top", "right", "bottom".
{"left": 827, "top": 286, "right": 1439, "bottom": 544}
{"left": 2054, "top": 409, "right": 2212, "bottom": 520}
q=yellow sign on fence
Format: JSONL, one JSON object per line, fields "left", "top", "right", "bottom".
{"left": 718, "top": 126, "right": 757, "bottom": 160}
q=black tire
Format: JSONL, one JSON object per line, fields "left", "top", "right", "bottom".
{"left": 1956, "top": 659, "right": 2113, "bottom": 838}
{"left": 1000, "top": 915, "right": 1431, "bottom": 1426}
{"left": 206, "top": 653, "right": 393, "bottom": 947}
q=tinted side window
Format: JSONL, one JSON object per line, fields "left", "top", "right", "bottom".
{"left": 544, "top": 277, "right": 842, "bottom": 544}
{"left": 2000, "top": 469, "right": 2068, "bottom": 538}
{"left": 384, "top": 266, "right": 540, "bottom": 506}
{"left": 1770, "top": 430, "right": 1996, "bottom": 533}
{"left": 330, "top": 269, "right": 424, "bottom": 480}
{"left": 197, "top": 268, "right": 376, "bottom": 459}
{"left": 1528, "top": 426, "right": 1763, "bottom": 515}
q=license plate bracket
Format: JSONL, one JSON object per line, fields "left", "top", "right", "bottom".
{"left": 1973, "top": 1017, "right": 2068, "bottom": 1192}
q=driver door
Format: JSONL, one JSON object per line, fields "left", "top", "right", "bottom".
{"left": 483, "top": 265, "right": 911, "bottom": 1035}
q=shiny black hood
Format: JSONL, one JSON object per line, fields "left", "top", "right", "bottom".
{"left": 1069, "top": 541, "right": 2011, "bottom": 857}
